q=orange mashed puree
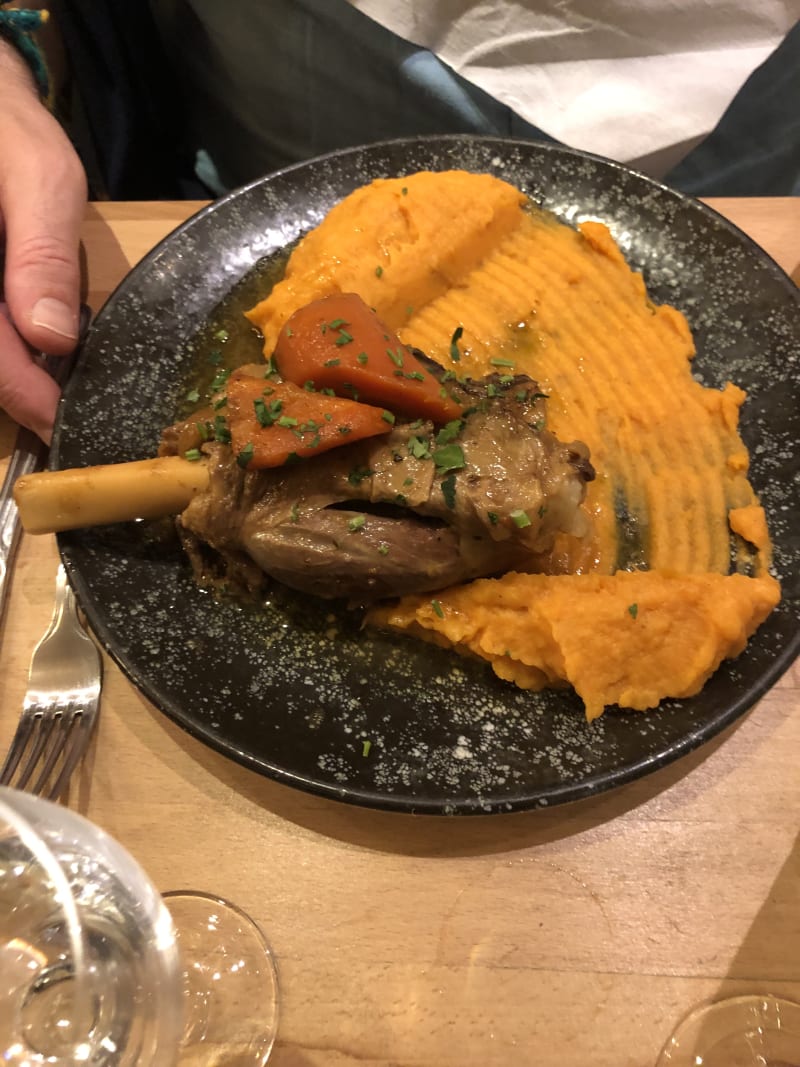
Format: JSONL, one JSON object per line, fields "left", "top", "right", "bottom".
{"left": 247, "top": 170, "right": 780, "bottom": 719}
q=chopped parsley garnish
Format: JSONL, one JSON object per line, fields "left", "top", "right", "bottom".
{"left": 405, "top": 371, "right": 425, "bottom": 382}
{"left": 208, "top": 349, "right": 223, "bottom": 366}
{"left": 381, "top": 410, "right": 396, "bottom": 424}
{"left": 185, "top": 388, "right": 200, "bottom": 403}
{"left": 324, "top": 357, "right": 341, "bottom": 367}
{"left": 348, "top": 514, "right": 366, "bottom": 532}
{"left": 531, "top": 391, "right": 550, "bottom": 401}
{"left": 387, "top": 348, "right": 404, "bottom": 368}
{"left": 321, "top": 387, "right": 335, "bottom": 396}
{"left": 487, "top": 383, "right": 499, "bottom": 398}
{"left": 213, "top": 328, "right": 229, "bottom": 342}
{"left": 432, "top": 443, "right": 465, "bottom": 474}
{"left": 538, "top": 504, "right": 548, "bottom": 518}
{"left": 449, "top": 325, "right": 463, "bottom": 363}
{"left": 335, "top": 330, "right": 354, "bottom": 346}
{"left": 431, "top": 599, "right": 445, "bottom": 619}
{"left": 401, "top": 186, "right": 408, "bottom": 195}
{"left": 290, "top": 502, "right": 300, "bottom": 524}
{"left": 285, "top": 326, "right": 293, "bottom": 338}
{"left": 303, "top": 380, "right": 317, "bottom": 391}
{"left": 490, "top": 358, "right": 516, "bottom": 368}
{"left": 213, "top": 395, "right": 228, "bottom": 410}
{"left": 375, "top": 265, "right": 383, "bottom": 278}
{"left": 378, "top": 544, "right": 390, "bottom": 556}
{"left": 348, "top": 466, "right": 373, "bottom": 486}
{"left": 402, "top": 477, "right": 414, "bottom": 487}
{"left": 440, "top": 473, "right": 457, "bottom": 510}
{"left": 510, "top": 509, "right": 531, "bottom": 528}
{"left": 184, "top": 448, "right": 202, "bottom": 462}
{"left": 407, "top": 436, "right": 432, "bottom": 460}
{"left": 338, "top": 425, "right": 352, "bottom": 435}
{"left": 628, "top": 603, "right": 639, "bottom": 620}
{"left": 277, "top": 415, "right": 298, "bottom": 428}
{"left": 362, "top": 739, "right": 372, "bottom": 757}
{"left": 487, "top": 511, "right": 499, "bottom": 525}
{"left": 236, "top": 442, "right": 254, "bottom": 468}
{"left": 357, "top": 351, "right": 369, "bottom": 365}
{"left": 254, "top": 397, "right": 283, "bottom": 427}
{"left": 406, "top": 305, "right": 414, "bottom": 316}
{"left": 328, "top": 318, "right": 347, "bottom": 329}
{"left": 265, "top": 355, "right": 280, "bottom": 377}
{"left": 213, "top": 416, "right": 231, "bottom": 444}
{"left": 210, "top": 367, "right": 231, "bottom": 393}
{"left": 196, "top": 420, "right": 212, "bottom": 442}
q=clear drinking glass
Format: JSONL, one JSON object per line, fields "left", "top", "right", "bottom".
{"left": 0, "top": 787, "right": 279, "bottom": 1065}
{"left": 657, "top": 994, "right": 800, "bottom": 1066}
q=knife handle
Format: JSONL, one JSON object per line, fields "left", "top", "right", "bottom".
{"left": 0, "top": 305, "right": 92, "bottom": 631}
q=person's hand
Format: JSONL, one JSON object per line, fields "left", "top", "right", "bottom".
{"left": 0, "top": 40, "right": 87, "bottom": 441}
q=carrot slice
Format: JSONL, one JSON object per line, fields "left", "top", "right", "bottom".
{"left": 225, "top": 371, "right": 392, "bottom": 469}
{"left": 273, "top": 292, "right": 463, "bottom": 423}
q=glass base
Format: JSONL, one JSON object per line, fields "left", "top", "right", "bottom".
{"left": 657, "top": 994, "right": 800, "bottom": 1067}
{"left": 163, "top": 891, "right": 279, "bottom": 1066}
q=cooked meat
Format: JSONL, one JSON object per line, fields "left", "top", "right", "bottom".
{"left": 414, "top": 370, "right": 594, "bottom": 551}
{"left": 164, "top": 369, "right": 594, "bottom": 603}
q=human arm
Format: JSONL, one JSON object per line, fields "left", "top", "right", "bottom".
{"left": 0, "top": 33, "right": 86, "bottom": 441}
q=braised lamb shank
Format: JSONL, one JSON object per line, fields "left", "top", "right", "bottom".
{"left": 161, "top": 368, "right": 594, "bottom": 603}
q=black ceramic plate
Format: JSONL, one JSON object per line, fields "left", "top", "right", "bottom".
{"left": 53, "top": 136, "right": 800, "bottom": 814}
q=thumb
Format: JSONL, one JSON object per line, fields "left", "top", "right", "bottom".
{"left": 1, "top": 109, "right": 87, "bottom": 355}
{"left": 0, "top": 308, "right": 61, "bottom": 441}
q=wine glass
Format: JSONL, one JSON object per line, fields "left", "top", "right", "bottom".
{"left": 657, "top": 994, "right": 800, "bottom": 1066}
{"left": 0, "top": 787, "right": 279, "bottom": 1065}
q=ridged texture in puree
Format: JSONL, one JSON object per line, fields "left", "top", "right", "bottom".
{"left": 247, "top": 170, "right": 780, "bottom": 717}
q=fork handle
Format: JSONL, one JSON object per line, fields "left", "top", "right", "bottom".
{"left": 0, "top": 426, "right": 47, "bottom": 630}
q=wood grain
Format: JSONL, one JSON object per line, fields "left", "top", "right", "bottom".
{"left": 1, "top": 197, "right": 798, "bottom": 1067}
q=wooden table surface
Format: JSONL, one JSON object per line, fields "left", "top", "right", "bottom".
{"left": 1, "top": 198, "right": 798, "bottom": 1067}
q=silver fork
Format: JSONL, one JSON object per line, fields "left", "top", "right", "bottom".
{"left": 0, "top": 564, "right": 102, "bottom": 799}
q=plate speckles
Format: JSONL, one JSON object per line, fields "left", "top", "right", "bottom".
{"left": 53, "top": 136, "right": 800, "bottom": 814}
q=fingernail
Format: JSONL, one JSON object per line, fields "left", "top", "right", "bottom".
{"left": 31, "top": 297, "right": 79, "bottom": 340}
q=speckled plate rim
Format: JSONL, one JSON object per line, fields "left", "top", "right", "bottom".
{"left": 54, "top": 134, "right": 800, "bottom": 814}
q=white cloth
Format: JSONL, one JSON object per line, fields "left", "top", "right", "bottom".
{"left": 347, "top": 0, "right": 799, "bottom": 174}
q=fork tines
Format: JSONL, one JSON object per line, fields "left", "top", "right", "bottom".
{"left": 0, "top": 566, "right": 102, "bottom": 801}
{"left": 1, "top": 695, "right": 97, "bottom": 799}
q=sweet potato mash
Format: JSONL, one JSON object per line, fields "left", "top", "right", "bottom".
{"left": 247, "top": 170, "right": 780, "bottom": 718}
